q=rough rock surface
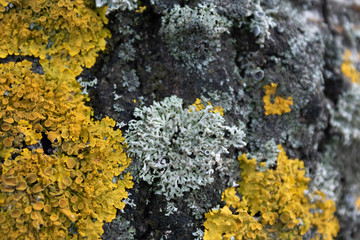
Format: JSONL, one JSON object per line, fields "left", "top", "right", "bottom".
{"left": 75, "top": 0, "right": 360, "bottom": 239}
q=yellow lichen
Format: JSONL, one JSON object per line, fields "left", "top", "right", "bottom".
{"left": 0, "top": 60, "right": 133, "bottom": 239}
{"left": 341, "top": 49, "right": 360, "bottom": 84}
{"left": 0, "top": 0, "right": 111, "bottom": 79}
{"left": 203, "top": 145, "right": 339, "bottom": 240}
{"left": 189, "top": 98, "right": 224, "bottom": 116}
{"left": 356, "top": 197, "right": 360, "bottom": 211}
{"left": 263, "top": 83, "right": 293, "bottom": 115}
{"left": 0, "top": 59, "right": 132, "bottom": 239}
{"left": 136, "top": 6, "right": 147, "bottom": 14}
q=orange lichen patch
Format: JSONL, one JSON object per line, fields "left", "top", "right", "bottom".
{"left": 75, "top": 176, "right": 83, "bottom": 184}
{"left": 189, "top": 98, "right": 225, "bottom": 116}
{"left": 356, "top": 197, "right": 360, "bottom": 211}
{"left": 61, "top": 175, "right": 72, "bottom": 187}
{"left": 136, "top": 5, "right": 147, "bottom": 14}
{"left": 1, "top": 123, "right": 11, "bottom": 131}
{"left": 70, "top": 196, "right": 78, "bottom": 204}
{"left": 58, "top": 199, "right": 68, "bottom": 208}
{"left": 341, "top": 49, "right": 360, "bottom": 84}
{"left": 263, "top": 83, "right": 293, "bottom": 115}
{"left": 43, "top": 167, "right": 53, "bottom": 176}
{"left": 4, "top": 118, "right": 14, "bottom": 124}
{"left": 33, "top": 202, "right": 44, "bottom": 211}
{"left": 47, "top": 131, "right": 61, "bottom": 144}
{"left": 25, "top": 173, "right": 37, "bottom": 184}
{"left": 3, "top": 137, "right": 13, "bottom": 147}
{"left": 32, "top": 184, "right": 44, "bottom": 193}
{"left": 50, "top": 214, "right": 58, "bottom": 222}
{"left": 60, "top": 208, "right": 79, "bottom": 222}
{"left": 0, "top": 0, "right": 111, "bottom": 78}
{"left": 16, "top": 181, "right": 27, "bottom": 191}
{"left": 203, "top": 145, "right": 339, "bottom": 240}
{"left": 11, "top": 210, "right": 21, "bottom": 218}
{"left": 1, "top": 185, "right": 15, "bottom": 193}
{"left": 0, "top": 2, "right": 132, "bottom": 235}
{"left": 65, "top": 158, "right": 76, "bottom": 169}
{"left": 24, "top": 206, "right": 32, "bottom": 214}
{"left": 43, "top": 204, "right": 51, "bottom": 213}
{"left": 4, "top": 176, "right": 17, "bottom": 186}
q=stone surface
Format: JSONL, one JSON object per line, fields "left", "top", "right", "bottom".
{"left": 75, "top": 0, "right": 360, "bottom": 239}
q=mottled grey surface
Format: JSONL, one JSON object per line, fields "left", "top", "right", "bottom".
{"left": 77, "top": 0, "right": 360, "bottom": 239}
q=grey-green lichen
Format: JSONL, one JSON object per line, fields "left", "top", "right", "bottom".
{"left": 121, "top": 69, "right": 140, "bottom": 92}
{"left": 160, "top": 3, "right": 232, "bottom": 71}
{"left": 125, "top": 95, "right": 246, "bottom": 200}
{"left": 247, "top": 139, "right": 279, "bottom": 171}
{"left": 76, "top": 77, "right": 98, "bottom": 95}
{"left": 102, "top": 215, "right": 136, "bottom": 240}
{"left": 95, "top": 0, "right": 138, "bottom": 12}
{"left": 331, "top": 84, "right": 360, "bottom": 144}
{"left": 308, "top": 162, "right": 340, "bottom": 203}
{"left": 247, "top": 0, "right": 277, "bottom": 45}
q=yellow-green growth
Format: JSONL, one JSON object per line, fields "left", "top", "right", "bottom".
{"left": 0, "top": 61, "right": 133, "bottom": 239}
{"left": 189, "top": 98, "right": 224, "bottom": 116}
{"left": 341, "top": 49, "right": 360, "bottom": 84}
{"left": 0, "top": 0, "right": 110, "bottom": 79}
{"left": 263, "top": 83, "right": 293, "bottom": 115}
{"left": 203, "top": 145, "right": 339, "bottom": 240}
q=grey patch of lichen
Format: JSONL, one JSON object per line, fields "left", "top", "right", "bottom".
{"left": 323, "top": 84, "right": 360, "bottom": 239}
{"left": 308, "top": 162, "right": 341, "bottom": 203}
{"left": 321, "top": 137, "right": 360, "bottom": 240}
{"left": 102, "top": 215, "right": 136, "bottom": 240}
{"left": 114, "top": 13, "right": 141, "bottom": 94}
{"left": 96, "top": 0, "right": 138, "bottom": 12}
{"left": 331, "top": 84, "right": 360, "bottom": 144}
{"left": 76, "top": 77, "right": 98, "bottom": 95}
{"left": 160, "top": 3, "right": 232, "bottom": 72}
{"left": 125, "top": 95, "right": 246, "bottom": 200}
{"left": 120, "top": 69, "right": 140, "bottom": 92}
{"left": 247, "top": 139, "right": 279, "bottom": 171}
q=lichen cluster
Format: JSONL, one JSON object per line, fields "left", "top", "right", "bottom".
{"left": 95, "top": 0, "right": 138, "bottom": 12}
{"left": 341, "top": 49, "right": 360, "bottom": 84}
{"left": 0, "top": 1, "right": 133, "bottom": 239}
{"left": 203, "top": 145, "right": 339, "bottom": 240}
{"left": 126, "top": 96, "right": 246, "bottom": 200}
{"left": 0, "top": 0, "right": 110, "bottom": 78}
{"left": 160, "top": 3, "right": 232, "bottom": 70}
{"left": 0, "top": 60, "right": 133, "bottom": 239}
{"left": 331, "top": 84, "right": 360, "bottom": 144}
{"left": 263, "top": 83, "right": 293, "bottom": 116}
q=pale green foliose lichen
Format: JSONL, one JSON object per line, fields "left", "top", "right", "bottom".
{"left": 125, "top": 95, "right": 246, "bottom": 200}
{"left": 160, "top": 3, "right": 232, "bottom": 70}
